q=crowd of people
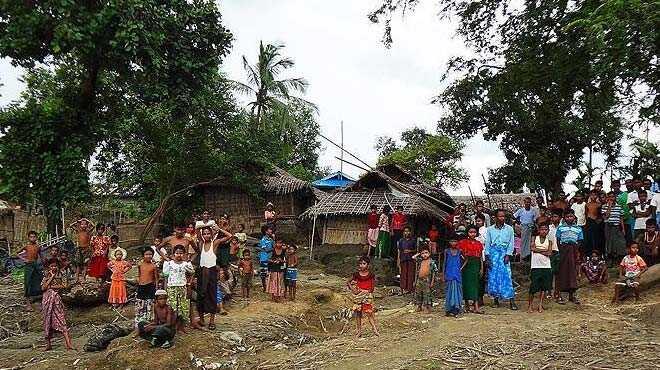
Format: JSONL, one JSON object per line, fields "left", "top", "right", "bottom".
{"left": 361, "top": 176, "right": 658, "bottom": 324}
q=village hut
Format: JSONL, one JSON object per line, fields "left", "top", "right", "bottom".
{"left": 0, "top": 200, "right": 47, "bottom": 251}
{"left": 451, "top": 193, "right": 538, "bottom": 214}
{"left": 302, "top": 166, "right": 454, "bottom": 247}
{"left": 200, "top": 166, "right": 323, "bottom": 236}
{"left": 312, "top": 171, "right": 355, "bottom": 191}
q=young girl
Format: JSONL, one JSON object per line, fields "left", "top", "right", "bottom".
{"left": 267, "top": 240, "right": 287, "bottom": 302}
{"left": 528, "top": 224, "right": 554, "bottom": 313}
{"left": 88, "top": 223, "right": 111, "bottom": 284}
{"left": 347, "top": 256, "right": 379, "bottom": 338}
{"left": 108, "top": 249, "right": 131, "bottom": 307}
{"left": 239, "top": 249, "right": 254, "bottom": 299}
{"left": 135, "top": 248, "right": 159, "bottom": 328}
{"left": 581, "top": 250, "right": 608, "bottom": 284}
{"left": 285, "top": 244, "right": 299, "bottom": 301}
{"left": 458, "top": 226, "right": 484, "bottom": 314}
{"left": 613, "top": 242, "right": 648, "bottom": 303}
{"left": 41, "top": 259, "right": 74, "bottom": 351}
{"left": 162, "top": 245, "right": 195, "bottom": 332}
{"left": 375, "top": 205, "right": 391, "bottom": 259}
{"left": 442, "top": 235, "right": 464, "bottom": 317}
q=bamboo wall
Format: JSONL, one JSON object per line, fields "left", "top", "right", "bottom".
{"left": 0, "top": 210, "right": 47, "bottom": 247}
{"left": 322, "top": 216, "right": 368, "bottom": 245}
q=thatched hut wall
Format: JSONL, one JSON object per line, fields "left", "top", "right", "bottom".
{"left": 321, "top": 216, "right": 367, "bottom": 245}
{"left": 0, "top": 209, "right": 47, "bottom": 247}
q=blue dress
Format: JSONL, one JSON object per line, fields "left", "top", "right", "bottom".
{"left": 486, "top": 245, "right": 515, "bottom": 299}
{"left": 444, "top": 248, "right": 463, "bottom": 314}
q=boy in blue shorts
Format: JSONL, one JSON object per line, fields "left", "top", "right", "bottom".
{"left": 258, "top": 226, "right": 274, "bottom": 292}
{"left": 285, "top": 245, "right": 299, "bottom": 301}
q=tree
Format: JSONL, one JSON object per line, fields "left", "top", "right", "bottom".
{"left": 233, "top": 41, "right": 316, "bottom": 126}
{"left": 368, "top": 1, "right": 658, "bottom": 193}
{"left": 619, "top": 139, "right": 660, "bottom": 181}
{"left": 375, "top": 127, "right": 467, "bottom": 188}
{"left": 0, "top": 0, "right": 233, "bottom": 230}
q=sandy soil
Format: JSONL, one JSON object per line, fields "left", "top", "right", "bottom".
{"left": 0, "top": 262, "right": 657, "bottom": 370}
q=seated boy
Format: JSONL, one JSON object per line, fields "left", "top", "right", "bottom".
{"left": 612, "top": 242, "right": 647, "bottom": 303}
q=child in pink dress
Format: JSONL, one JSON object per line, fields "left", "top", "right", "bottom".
{"left": 108, "top": 249, "right": 132, "bottom": 307}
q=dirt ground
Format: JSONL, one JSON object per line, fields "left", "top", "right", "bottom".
{"left": 0, "top": 260, "right": 658, "bottom": 370}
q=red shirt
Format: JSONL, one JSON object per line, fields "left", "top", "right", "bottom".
{"left": 367, "top": 212, "right": 379, "bottom": 229}
{"left": 458, "top": 238, "right": 483, "bottom": 258}
{"left": 391, "top": 212, "right": 406, "bottom": 231}
{"left": 352, "top": 271, "right": 375, "bottom": 292}
{"left": 428, "top": 229, "right": 440, "bottom": 242}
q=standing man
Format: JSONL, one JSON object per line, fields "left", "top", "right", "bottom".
{"left": 484, "top": 209, "right": 518, "bottom": 310}
{"left": 514, "top": 197, "right": 538, "bottom": 260}
{"left": 471, "top": 200, "right": 491, "bottom": 227}
{"left": 390, "top": 206, "right": 407, "bottom": 260}
{"left": 397, "top": 227, "right": 417, "bottom": 295}
{"left": 584, "top": 190, "right": 604, "bottom": 257}
{"left": 555, "top": 209, "right": 584, "bottom": 304}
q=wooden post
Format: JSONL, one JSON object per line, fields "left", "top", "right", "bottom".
{"left": 309, "top": 214, "right": 317, "bottom": 260}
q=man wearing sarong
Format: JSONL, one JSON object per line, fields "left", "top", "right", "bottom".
{"left": 397, "top": 227, "right": 417, "bottom": 294}
{"left": 484, "top": 209, "right": 518, "bottom": 310}
{"left": 584, "top": 190, "right": 604, "bottom": 258}
{"left": 513, "top": 197, "right": 538, "bottom": 260}
{"left": 555, "top": 209, "right": 584, "bottom": 304}
{"left": 19, "top": 230, "right": 43, "bottom": 312}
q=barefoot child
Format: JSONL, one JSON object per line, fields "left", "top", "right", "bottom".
{"left": 216, "top": 268, "right": 230, "bottom": 316}
{"left": 285, "top": 244, "right": 299, "bottom": 301}
{"left": 412, "top": 246, "right": 437, "bottom": 313}
{"left": 555, "top": 209, "right": 584, "bottom": 304}
{"left": 70, "top": 217, "right": 92, "bottom": 283}
{"left": 138, "top": 290, "right": 176, "bottom": 348}
{"left": 162, "top": 245, "right": 195, "bottom": 332}
{"left": 443, "top": 235, "right": 464, "bottom": 317}
{"left": 108, "top": 249, "right": 131, "bottom": 307}
{"left": 135, "top": 248, "right": 159, "bottom": 328}
{"left": 238, "top": 249, "right": 254, "bottom": 299}
{"left": 18, "top": 230, "right": 42, "bottom": 311}
{"left": 458, "top": 225, "right": 484, "bottom": 313}
{"left": 41, "top": 259, "right": 74, "bottom": 351}
{"left": 88, "top": 224, "right": 111, "bottom": 284}
{"left": 613, "top": 242, "right": 647, "bottom": 303}
{"left": 267, "top": 240, "right": 286, "bottom": 302}
{"left": 258, "top": 226, "right": 275, "bottom": 292}
{"left": 528, "top": 224, "right": 554, "bottom": 313}
{"left": 347, "top": 256, "right": 379, "bottom": 338}
{"left": 581, "top": 250, "right": 608, "bottom": 284}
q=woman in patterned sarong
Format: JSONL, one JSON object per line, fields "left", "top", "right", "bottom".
{"left": 41, "top": 259, "right": 74, "bottom": 351}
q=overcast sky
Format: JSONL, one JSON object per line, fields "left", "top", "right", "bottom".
{"left": 6, "top": 1, "right": 651, "bottom": 196}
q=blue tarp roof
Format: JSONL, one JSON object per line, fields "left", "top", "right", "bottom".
{"left": 312, "top": 171, "right": 355, "bottom": 189}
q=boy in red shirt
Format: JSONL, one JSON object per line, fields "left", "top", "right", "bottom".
{"left": 390, "top": 206, "right": 407, "bottom": 259}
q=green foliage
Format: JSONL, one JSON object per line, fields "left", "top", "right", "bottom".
{"left": 620, "top": 139, "right": 660, "bottom": 181}
{"left": 233, "top": 41, "right": 317, "bottom": 125}
{"left": 376, "top": 127, "right": 467, "bottom": 188}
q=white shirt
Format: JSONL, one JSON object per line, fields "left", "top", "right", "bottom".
{"left": 571, "top": 202, "right": 587, "bottom": 226}
{"left": 651, "top": 193, "right": 660, "bottom": 213}
{"left": 195, "top": 219, "right": 218, "bottom": 230}
{"left": 548, "top": 224, "right": 558, "bottom": 246}
{"left": 199, "top": 242, "right": 217, "bottom": 268}
{"left": 627, "top": 191, "right": 639, "bottom": 205}
{"left": 477, "top": 226, "right": 487, "bottom": 261}
{"left": 151, "top": 245, "right": 167, "bottom": 263}
{"left": 634, "top": 204, "right": 650, "bottom": 230}
{"left": 162, "top": 260, "right": 194, "bottom": 287}
{"left": 531, "top": 236, "right": 553, "bottom": 269}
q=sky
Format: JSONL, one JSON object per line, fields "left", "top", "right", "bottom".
{"left": 1, "top": 1, "right": 652, "bottom": 196}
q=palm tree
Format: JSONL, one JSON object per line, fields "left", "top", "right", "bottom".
{"left": 233, "top": 41, "right": 316, "bottom": 125}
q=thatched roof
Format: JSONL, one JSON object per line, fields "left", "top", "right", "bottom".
{"left": 451, "top": 193, "right": 537, "bottom": 213}
{"left": 302, "top": 168, "right": 454, "bottom": 219}
{"left": 262, "top": 166, "right": 312, "bottom": 195}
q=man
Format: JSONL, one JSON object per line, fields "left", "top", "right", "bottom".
{"left": 390, "top": 206, "right": 407, "bottom": 260}
{"left": 138, "top": 290, "right": 176, "bottom": 348}
{"left": 513, "top": 197, "right": 538, "bottom": 260}
{"left": 484, "top": 209, "right": 518, "bottom": 310}
{"left": 552, "top": 192, "right": 569, "bottom": 213}
{"left": 611, "top": 179, "right": 623, "bottom": 197}
{"left": 555, "top": 209, "right": 584, "bottom": 304}
{"left": 650, "top": 184, "right": 660, "bottom": 227}
{"left": 471, "top": 200, "right": 491, "bottom": 227}
{"left": 155, "top": 225, "right": 196, "bottom": 262}
{"left": 18, "top": 231, "right": 42, "bottom": 311}
{"left": 584, "top": 190, "right": 604, "bottom": 257}
{"left": 624, "top": 178, "right": 643, "bottom": 243}
{"left": 397, "top": 227, "right": 417, "bottom": 294}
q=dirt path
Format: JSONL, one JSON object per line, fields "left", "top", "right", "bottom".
{"left": 0, "top": 266, "right": 657, "bottom": 370}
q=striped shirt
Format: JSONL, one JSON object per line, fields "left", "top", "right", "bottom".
{"left": 555, "top": 224, "right": 583, "bottom": 245}
{"left": 602, "top": 204, "right": 623, "bottom": 224}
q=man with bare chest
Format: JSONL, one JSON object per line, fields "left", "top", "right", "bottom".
{"left": 156, "top": 225, "right": 195, "bottom": 262}
{"left": 18, "top": 231, "right": 43, "bottom": 311}
{"left": 584, "top": 190, "right": 604, "bottom": 257}
{"left": 138, "top": 290, "right": 176, "bottom": 348}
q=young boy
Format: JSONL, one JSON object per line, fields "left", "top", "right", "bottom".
{"left": 555, "top": 209, "right": 584, "bottom": 304}
{"left": 636, "top": 219, "right": 658, "bottom": 266}
{"left": 135, "top": 248, "right": 159, "bottom": 329}
{"left": 632, "top": 190, "right": 652, "bottom": 240}
{"left": 528, "top": 224, "right": 554, "bottom": 313}
{"left": 234, "top": 224, "right": 248, "bottom": 258}
{"left": 238, "top": 249, "right": 254, "bottom": 299}
{"left": 258, "top": 226, "right": 274, "bottom": 292}
{"left": 603, "top": 191, "right": 627, "bottom": 264}
{"left": 138, "top": 290, "right": 176, "bottom": 348}
{"left": 412, "top": 246, "right": 437, "bottom": 313}
{"left": 162, "top": 245, "right": 195, "bottom": 332}
{"left": 18, "top": 230, "right": 42, "bottom": 311}
{"left": 613, "top": 242, "right": 647, "bottom": 303}
{"left": 285, "top": 245, "right": 299, "bottom": 301}
{"left": 581, "top": 250, "right": 608, "bottom": 284}
{"left": 71, "top": 218, "right": 92, "bottom": 283}
{"left": 397, "top": 226, "right": 417, "bottom": 295}
{"left": 347, "top": 256, "right": 378, "bottom": 338}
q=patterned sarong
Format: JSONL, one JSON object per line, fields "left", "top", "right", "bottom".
{"left": 486, "top": 245, "right": 515, "bottom": 299}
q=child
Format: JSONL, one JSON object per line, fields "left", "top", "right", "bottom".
{"left": 427, "top": 224, "right": 440, "bottom": 262}
{"left": 412, "top": 246, "right": 438, "bottom": 313}
{"left": 135, "top": 248, "right": 159, "bottom": 329}
{"left": 258, "top": 226, "right": 274, "bottom": 292}
{"left": 397, "top": 226, "right": 417, "bottom": 294}
{"left": 107, "top": 249, "right": 131, "bottom": 307}
{"left": 528, "top": 224, "right": 554, "bottom": 313}
{"left": 108, "top": 234, "right": 126, "bottom": 262}
{"left": 366, "top": 205, "right": 379, "bottom": 256}
{"left": 581, "top": 250, "right": 608, "bottom": 284}
{"left": 216, "top": 268, "right": 230, "bottom": 315}
{"left": 458, "top": 225, "right": 484, "bottom": 314}
{"left": 347, "top": 256, "right": 379, "bottom": 338}
{"left": 150, "top": 237, "right": 167, "bottom": 269}
{"left": 234, "top": 224, "right": 248, "bottom": 258}
{"left": 41, "top": 259, "right": 74, "bottom": 351}
{"left": 603, "top": 191, "right": 626, "bottom": 264}
{"left": 88, "top": 223, "right": 111, "bottom": 283}
{"left": 162, "top": 245, "right": 195, "bottom": 332}
{"left": 70, "top": 217, "right": 92, "bottom": 283}
{"left": 636, "top": 219, "right": 658, "bottom": 266}
{"left": 267, "top": 240, "right": 286, "bottom": 302}
{"left": 613, "top": 242, "right": 647, "bottom": 303}
{"left": 442, "top": 235, "right": 464, "bottom": 317}
{"left": 138, "top": 290, "right": 176, "bottom": 348}
{"left": 555, "top": 209, "right": 584, "bottom": 304}
{"left": 285, "top": 245, "right": 299, "bottom": 301}
{"left": 18, "top": 230, "right": 42, "bottom": 312}
{"left": 58, "top": 250, "right": 74, "bottom": 285}
{"left": 632, "top": 190, "right": 651, "bottom": 240}
{"left": 239, "top": 249, "right": 254, "bottom": 299}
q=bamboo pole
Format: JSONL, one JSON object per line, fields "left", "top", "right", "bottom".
{"left": 309, "top": 213, "right": 317, "bottom": 260}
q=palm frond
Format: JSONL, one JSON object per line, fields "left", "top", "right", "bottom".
{"left": 229, "top": 80, "right": 257, "bottom": 96}
{"left": 242, "top": 56, "right": 260, "bottom": 87}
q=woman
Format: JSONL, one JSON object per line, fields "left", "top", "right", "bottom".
{"left": 375, "top": 205, "right": 392, "bottom": 259}
{"left": 42, "top": 259, "right": 74, "bottom": 351}
{"left": 194, "top": 227, "right": 232, "bottom": 330}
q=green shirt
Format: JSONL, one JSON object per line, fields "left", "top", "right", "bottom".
{"left": 617, "top": 192, "right": 632, "bottom": 222}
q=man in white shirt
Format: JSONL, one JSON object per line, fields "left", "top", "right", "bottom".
{"left": 570, "top": 193, "right": 587, "bottom": 227}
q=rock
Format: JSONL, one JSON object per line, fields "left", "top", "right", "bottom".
{"left": 83, "top": 324, "right": 132, "bottom": 352}
{"left": 311, "top": 288, "right": 334, "bottom": 303}
{"left": 639, "top": 263, "right": 660, "bottom": 291}
{"left": 218, "top": 331, "right": 243, "bottom": 345}
{"left": 62, "top": 282, "right": 109, "bottom": 307}
{"left": 274, "top": 343, "right": 288, "bottom": 350}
